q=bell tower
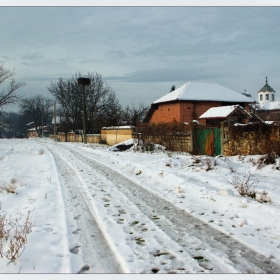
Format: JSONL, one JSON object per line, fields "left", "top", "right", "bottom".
{"left": 258, "top": 76, "right": 275, "bottom": 105}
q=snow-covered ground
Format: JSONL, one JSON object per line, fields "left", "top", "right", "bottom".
{"left": 1, "top": 138, "right": 280, "bottom": 274}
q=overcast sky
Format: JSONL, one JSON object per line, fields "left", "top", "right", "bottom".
{"left": 1, "top": 5, "right": 280, "bottom": 112}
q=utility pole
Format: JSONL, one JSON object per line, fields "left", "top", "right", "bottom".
{"left": 77, "top": 78, "right": 91, "bottom": 144}
{"left": 41, "top": 108, "right": 44, "bottom": 138}
{"left": 54, "top": 102, "right": 57, "bottom": 142}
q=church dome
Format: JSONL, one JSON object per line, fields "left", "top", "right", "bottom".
{"left": 258, "top": 77, "right": 275, "bottom": 93}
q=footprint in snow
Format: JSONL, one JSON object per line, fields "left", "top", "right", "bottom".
{"left": 70, "top": 245, "right": 81, "bottom": 254}
{"left": 72, "top": 229, "right": 82, "bottom": 234}
{"left": 77, "top": 264, "right": 90, "bottom": 274}
{"left": 74, "top": 215, "right": 81, "bottom": 220}
{"left": 117, "top": 219, "right": 124, "bottom": 224}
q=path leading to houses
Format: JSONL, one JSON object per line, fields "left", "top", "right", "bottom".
{"left": 43, "top": 141, "right": 280, "bottom": 273}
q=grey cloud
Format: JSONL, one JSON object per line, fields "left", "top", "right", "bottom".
{"left": 21, "top": 52, "right": 43, "bottom": 61}
{"left": 106, "top": 68, "right": 220, "bottom": 84}
{"left": 106, "top": 50, "right": 127, "bottom": 59}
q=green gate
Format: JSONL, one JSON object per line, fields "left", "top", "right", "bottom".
{"left": 194, "top": 127, "right": 221, "bottom": 156}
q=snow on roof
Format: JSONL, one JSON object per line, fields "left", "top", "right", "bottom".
{"left": 27, "top": 126, "right": 48, "bottom": 131}
{"left": 199, "top": 105, "right": 251, "bottom": 119}
{"left": 102, "top": 126, "right": 135, "bottom": 130}
{"left": 153, "top": 82, "right": 254, "bottom": 104}
{"left": 259, "top": 101, "right": 280, "bottom": 110}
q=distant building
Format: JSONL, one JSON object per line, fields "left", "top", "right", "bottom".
{"left": 250, "top": 77, "right": 280, "bottom": 121}
{"left": 144, "top": 82, "right": 253, "bottom": 125}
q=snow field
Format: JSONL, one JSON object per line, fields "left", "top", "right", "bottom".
{"left": 0, "top": 140, "right": 71, "bottom": 273}
{"left": 1, "top": 138, "right": 280, "bottom": 273}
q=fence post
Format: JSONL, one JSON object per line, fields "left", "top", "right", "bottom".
{"left": 190, "top": 126, "right": 193, "bottom": 154}
{"left": 220, "top": 121, "right": 224, "bottom": 155}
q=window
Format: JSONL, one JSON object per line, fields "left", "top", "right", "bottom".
{"left": 272, "top": 94, "right": 275, "bottom": 101}
{"left": 260, "top": 94, "right": 263, "bottom": 101}
{"left": 266, "top": 94, "right": 269, "bottom": 100}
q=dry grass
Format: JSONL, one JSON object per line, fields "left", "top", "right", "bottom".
{"left": 0, "top": 208, "right": 34, "bottom": 261}
{"left": 0, "top": 178, "right": 18, "bottom": 194}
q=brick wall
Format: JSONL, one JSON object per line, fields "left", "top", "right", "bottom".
{"left": 149, "top": 102, "right": 181, "bottom": 123}
{"left": 180, "top": 101, "right": 222, "bottom": 125}
{"left": 135, "top": 122, "right": 280, "bottom": 156}
{"left": 222, "top": 123, "right": 280, "bottom": 156}
{"left": 149, "top": 101, "right": 223, "bottom": 125}
{"left": 101, "top": 127, "right": 135, "bottom": 146}
{"left": 136, "top": 134, "right": 192, "bottom": 153}
{"left": 56, "top": 132, "right": 100, "bottom": 143}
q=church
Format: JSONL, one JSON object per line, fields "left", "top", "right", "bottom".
{"left": 250, "top": 77, "right": 280, "bottom": 121}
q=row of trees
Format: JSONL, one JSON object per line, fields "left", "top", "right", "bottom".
{"left": 47, "top": 72, "right": 150, "bottom": 134}
{"left": 0, "top": 68, "right": 149, "bottom": 136}
{"left": 2, "top": 65, "right": 177, "bottom": 137}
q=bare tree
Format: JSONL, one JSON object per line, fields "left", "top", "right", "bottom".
{"left": 48, "top": 72, "right": 122, "bottom": 133}
{"left": 19, "top": 95, "right": 53, "bottom": 136}
{"left": 121, "top": 102, "right": 149, "bottom": 126}
{"left": 0, "top": 65, "right": 25, "bottom": 108}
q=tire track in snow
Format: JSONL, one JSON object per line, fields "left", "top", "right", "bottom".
{"left": 44, "top": 142, "right": 205, "bottom": 273}
{"left": 47, "top": 146, "right": 123, "bottom": 273}
{"left": 64, "top": 145, "right": 280, "bottom": 274}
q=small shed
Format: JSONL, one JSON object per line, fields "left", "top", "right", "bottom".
{"left": 199, "top": 105, "right": 252, "bottom": 127}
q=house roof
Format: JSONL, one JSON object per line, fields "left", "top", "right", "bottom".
{"left": 199, "top": 105, "right": 251, "bottom": 119}
{"left": 153, "top": 82, "right": 254, "bottom": 104}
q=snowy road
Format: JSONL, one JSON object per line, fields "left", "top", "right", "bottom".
{"left": 50, "top": 148, "right": 123, "bottom": 273}
{"left": 1, "top": 138, "right": 280, "bottom": 273}
{"left": 43, "top": 141, "right": 280, "bottom": 273}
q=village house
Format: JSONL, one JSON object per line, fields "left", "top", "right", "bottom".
{"left": 27, "top": 125, "right": 51, "bottom": 138}
{"left": 199, "top": 105, "right": 252, "bottom": 127}
{"left": 144, "top": 82, "right": 253, "bottom": 125}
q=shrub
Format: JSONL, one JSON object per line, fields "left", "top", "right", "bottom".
{"left": 0, "top": 178, "right": 18, "bottom": 194}
{"left": 0, "top": 207, "right": 34, "bottom": 261}
{"left": 0, "top": 178, "right": 26, "bottom": 195}
{"left": 230, "top": 171, "right": 258, "bottom": 199}
{"left": 257, "top": 150, "right": 278, "bottom": 169}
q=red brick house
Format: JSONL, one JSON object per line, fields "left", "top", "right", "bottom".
{"left": 144, "top": 82, "right": 253, "bottom": 125}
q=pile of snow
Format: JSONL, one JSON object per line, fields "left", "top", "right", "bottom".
{"left": 110, "top": 139, "right": 135, "bottom": 152}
